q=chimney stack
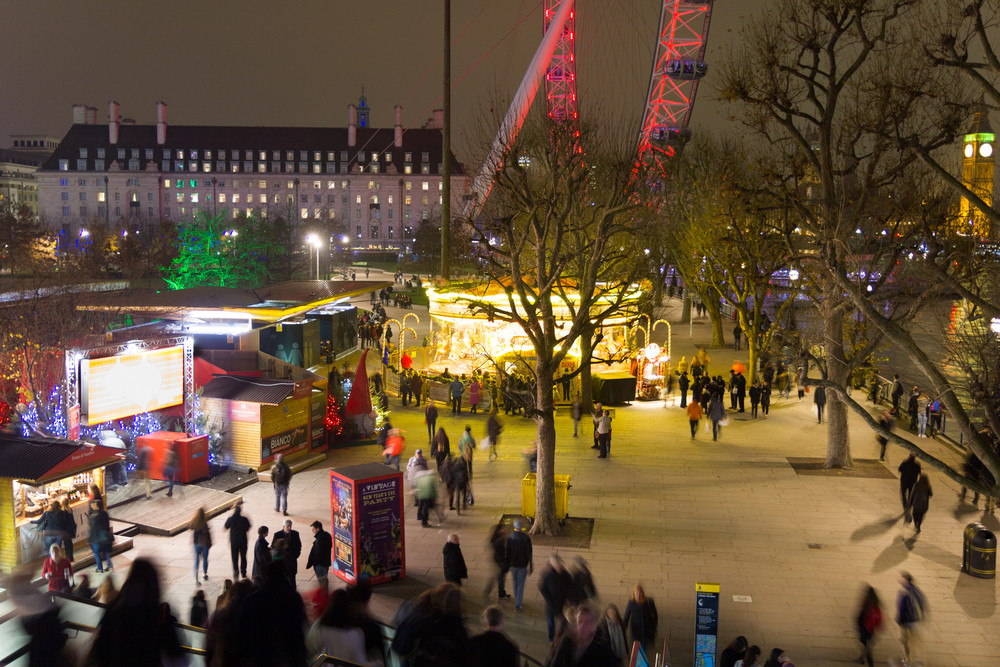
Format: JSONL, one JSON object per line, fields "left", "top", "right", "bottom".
{"left": 72, "top": 104, "right": 87, "bottom": 124}
{"left": 394, "top": 105, "right": 403, "bottom": 148}
{"left": 88, "top": 106, "right": 98, "bottom": 124}
{"left": 348, "top": 103, "right": 357, "bottom": 147}
{"left": 156, "top": 101, "right": 167, "bottom": 145}
{"left": 432, "top": 109, "right": 444, "bottom": 129}
{"left": 108, "top": 100, "right": 120, "bottom": 144}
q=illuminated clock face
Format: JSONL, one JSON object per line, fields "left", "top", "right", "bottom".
{"left": 980, "top": 142, "right": 994, "bottom": 158}
{"left": 965, "top": 143, "right": 975, "bottom": 158}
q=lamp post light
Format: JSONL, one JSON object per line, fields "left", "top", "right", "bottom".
{"left": 212, "top": 177, "right": 218, "bottom": 217}
{"left": 307, "top": 234, "right": 321, "bottom": 279}
{"left": 103, "top": 176, "right": 110, "bottom": 221}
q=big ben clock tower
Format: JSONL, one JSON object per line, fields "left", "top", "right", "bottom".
{"left": 959, "top": 102, "right": 995, "bottom": 238}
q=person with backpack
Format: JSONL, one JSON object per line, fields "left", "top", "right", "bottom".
{"left": 895, "top": 572, "right": 926, "bottom": 665}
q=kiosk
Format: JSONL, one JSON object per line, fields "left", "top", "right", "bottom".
{"left": 0, "top": 434, "right": 122, "bottom": 571}
{"left": 329, "top": 463, "right": 405, "bottom": 586}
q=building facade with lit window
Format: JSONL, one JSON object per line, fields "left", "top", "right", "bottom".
{"left": 1, "top": 135, "right": 59, "bottom": 218}
{"left": 36, "top": 95, "right": 468, "bottom": 254}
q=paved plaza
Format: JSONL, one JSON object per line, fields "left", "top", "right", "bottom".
{"left": 82, "top": 292, "right": 997, "bottom": 666}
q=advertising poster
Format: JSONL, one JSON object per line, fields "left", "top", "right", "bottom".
{"left": 261, "top": 425, "right": 308, "bottom": 462}
{"left": 331, "top": 474, "right": 355, "bottom": 582}
{"left": 356, "top": 475, "right": 404, "bottom": 585}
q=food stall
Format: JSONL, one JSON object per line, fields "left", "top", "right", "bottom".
{"left": 0, "top": 433, "right": 123, "bottom": 571}
{"left": 198, "top": 375, "right": 313, "bottom": 470}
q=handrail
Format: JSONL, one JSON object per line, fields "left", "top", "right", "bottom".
{"left": 374, "top": 621, "right": 544, "bottom": 667}
{"left": 310, "top": 654, "right": 371, "bottom": 667}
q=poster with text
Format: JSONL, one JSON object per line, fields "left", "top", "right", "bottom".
{"left": 331, "top": 474, "right": 355, "bottom": 582}
{"left": 356, "top": 474, "right": 405, "bottom": 585}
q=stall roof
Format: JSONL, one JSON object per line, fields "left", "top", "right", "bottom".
{"left": 200, "top": 375, "right": 298, "bottom": 405}
{"left": 0, "top": 434, "right": 123, "bottom": 483}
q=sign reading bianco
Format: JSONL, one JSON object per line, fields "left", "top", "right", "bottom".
{"left": 262, "top": 425, "right": 308, "bottom": 461}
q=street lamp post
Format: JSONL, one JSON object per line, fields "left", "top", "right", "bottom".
{"left": 212, "top": 177, "right": 218, "bottom": 217}
{"left": 307, "top": 234, "right": 321, "bottom": 279}
{"left": 103, "top": 176, "right": 109, "bottom": 221}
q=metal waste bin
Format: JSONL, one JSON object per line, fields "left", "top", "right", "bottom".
{"left": 521, "top": 473, "right": 572, "bottom": 520}
{"left": 962, "top": 523, "right": 997, "bottom": 579}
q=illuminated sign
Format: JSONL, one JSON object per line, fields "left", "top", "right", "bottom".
{"left": 694, "top": 582, "right": 720, "bottom": 667}
{"left": 80, "top": 346, "right": 184, "bottom": 425}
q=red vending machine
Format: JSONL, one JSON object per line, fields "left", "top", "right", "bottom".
{"left": 329, "top": 463, "right": 405, "bottom": 586}
{"left": 136, "top": 431, "right": 210, "bottom": 483}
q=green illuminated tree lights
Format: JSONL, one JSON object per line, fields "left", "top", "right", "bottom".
{"left": 162, "top": 211, "right": 273, "bottom": 290}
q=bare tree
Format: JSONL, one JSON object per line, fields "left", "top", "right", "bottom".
{"left": 458, "top": 121, "right": 648, "bottom": 534}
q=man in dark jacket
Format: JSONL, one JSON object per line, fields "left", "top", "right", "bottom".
{"left": 442, "top": 533, "right": 468, "bottom": 586}
{"left": 814, "top": 385, "right": 827, "bottom": 423}
{"left": 735, "top": 371, "right": 747, "bottom": 413}
{"left": 224, "top": 504, "right": 251, "bottom": 579}
{"left": 469, "top": 605, "right": 519, "bottom": 667}
{"left": 678, "top": 371, "right": 689, "bottom": 408}
{"left": 271, "top": 453, "right": 292, "bottom": 516}
{"left": 538, "top": 555, "right": 573, "bottom": 642}
{"left": 504, "top": 520, "right": 533, "bottom": 612}
{"left": 272, "top": 519, "right": 302, "bottom": 587}
{"left": 898, "top": 454, "right": 922, "bottom": 513}
{"left": 306, "top": 520, "right": 333, "bottom": 586}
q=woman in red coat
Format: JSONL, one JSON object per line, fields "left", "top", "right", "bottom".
{"left": 42, "top": 544, "right": 73, "bottom": 593}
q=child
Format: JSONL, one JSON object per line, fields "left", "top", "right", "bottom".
{"left": 442, "top": 533, "right": 468, "bottom": 586}
{"left": 190, "top": 589, "right": 209, "bottom": 629}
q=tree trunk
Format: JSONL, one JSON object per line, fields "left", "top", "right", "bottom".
{"left": 823, "top": 298, "right": 853, "bottom": 468}
{"left": 703, "top": 297, "right": 726, "bottom": 347}
{"left": 532, "top": 359, "right": 559, "bottom": 535}
{"left": 579, "top": 329, "right": 594, "bottom": 412}
{"left": 680, "top": 293, "right": 691, "bottom": 324}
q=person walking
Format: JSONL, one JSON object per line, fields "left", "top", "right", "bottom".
{"left": 442, "top": 534, "right": 468, "bottom": 586}
{"left": 383, "top": 427, "right": 405, "bottom": 471}
{"left": 135, "top": 441, "right": 153, "bottom": 499}
{"left": 88, "top": 498, "right": 114, "bottom": 573}
{"left": 486, "top": 525, "right": 510, "bottom": 601}
{"left": 406, "top": 448, "right": 429, "bottom": 506}
{"left": 597, "top": 409, "right": 612, "bottom": 458}
{"left": 414, "top": 469, "right": 440, "bottom": 527}
{"left": 469, "top": 605, "right": 520, "bottom": 667}
{"left": 908, "top": 473, "right": 933, "bottom": 534}
{"left": 163, "top": 442, "right": 179, "bottom": 497}
{"left": 539, "top": 555, "right": 573, "bottom": 643}
{"left": 271, "top": 453, "right": 292, "bottom": 516}
{"left": 708, "top": 393, "right": 726, "bottom": 441}
{"left": 224, "top": 504, "right": 251, "bottom": 579}
{"left": 733, "top": 324, "right": 742, "bottom": 351}
{"left": 273, "top": 519, "right": 302, "bottom": 587}
{"left": 686, "top": 399, "right": 703, "bottom": 438}
{"left": 736, "top": 371, "right": 747, "bottom": 413}
{"left": 432, "top": 427, "right": 451, "bottom": 473}
{"left": 31, "top": 501, "right": 64, "bottom": 554}
{"left": 190, "top": 507, "right": 212, "bottom": 584}
{"left": 571, "top": 395, "right": 582, "bottom": 437}
{"left": 252, "top": 526, "right": 271, "bottom": 578}
{"left": 876, "top": 411, "right": 893, "bottom": 460}
{"left": 760, "top": 381, "right": 772, "bottom": 417}
{"left": 729, "top": 370, "right": 739, "bottom": 411}
{"left": 410, "top": 372, "right": 423, "bottom": 407}
{"left": 897, "top": 454, "right": 921, "bottom": 515}
{"left": 813, "top": 385, "right": 826, "bottom": 423}
{"left": 623, "top": 584, "right": 658, "bottom": 657}
{"left": 895, "top": 572, "right": 926, "bottom": 666}
{"left": 487, "top": 409, "right": 502, "bottom": 460}
{"left": 796, "top": 366, "right": 807, "bottom": 400}
{"left": 307, "top": 520, "right": 333, "bottom": 585}
{"left": 854, "top": 585, "right": 883, "bottom": 667}
{"left": 425, "top": 401, "right": 438, "bottom": 445}
{"left": 58, "top": 498, "right": 77, "bottom": 562}
{"left": 678, "top": 371, "right": 690, "bottom": 408}
{"left": 504, "top": 519, "right": 533, "bottom": 612}
{"left": 449, "top": 375, "right": 466, "bottom": 414}
{"left": 549, "top": 601, "right": 620, "bottom": 667}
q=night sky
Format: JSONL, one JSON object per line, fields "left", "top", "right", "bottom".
{"left": 0, "top": 0, "right": 759, "bottom": 164}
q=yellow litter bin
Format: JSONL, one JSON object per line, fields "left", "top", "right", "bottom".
{"left": 521, "top": 473, "right": 572, "bottom": 519}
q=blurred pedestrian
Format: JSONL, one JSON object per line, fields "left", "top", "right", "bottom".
{"left": 442, "top": 533, "right": 468, "bottom": 586}
{"left": 487, "top": 409, "right": 502, "bottom": 459}
{"left": 136, "top": 441, "right": 153, "bottom": 499}
{"left": 163, "top": 442, "right": 179, "bottom": 497}
{"left": 854, "top": 585, "right": 882, "bottom": 667}
{"left": 406, "top": 449, "right": 429, "bottom": 507}
{"left": 814, "top": 385, "right": 826, "bottom": 423}
{"left": 895, "top": 572, "right": 926, "bottom": 666}
{"left": 897, "top": 454, "right": 921, "bottom": 515}
{"left": 623, "top": 584, "right": 658, "bottom": 656}
{"left": 908, "top": 473, "right": 933, "bottom": 534}
{"left": 189, "top": 507, "right": 212, "bottom": 584}
{"left": 539, "top": 555, "right": 573, "bottom": 642}
{"left": 486, "top": 524, "right": 510, "bottom": 601}
{"left": 432, "top": 427, "right": 450, "bottom": 472}
{"left": 708, "top": 394, "right": 726, "bottom": 441}
{"left": 505, "top": 519, "right": 533, "bottom": 612}
{"left": 224, "top": 503, "right": 251, "bottom": 579}
{"left": 190, "top": 589, "right": 209, "bottom": 629}
{"left": 687, "top": 399, "right": 703, "bottom": 438}
{"left": 425, "top": 401, "right": 438, "bottom": 444}
{"left": 720, "top": 635, "right": 748, "bottom": 667}
{"left": 736, "top": 645, "right": 762, "bottom": 667}
{"left": 569, "top": 556, "right": 596, "bottom": 605}
{"left": 58, "top": 498, "right": 77, "bottom": 562}
{"left": 596, "top": 604, "right": 628, "bottom": 660}
{"left": 88, "top": 498, "right": 114, "bottom": 573}
{"left": 548, "top": 601, "right": 620, "bottom": 666}
{"left": 876, "top": 411, "right": 892, "bottom": 461}
{"left": 90, "top": 558, "right": 186, "bottom": 666}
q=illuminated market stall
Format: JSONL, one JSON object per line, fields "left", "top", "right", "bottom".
{"left": 0, "top": 434, "right": 122, "bottom": 571}
{"left": 418, "top": 282, "right": 643, "bottom": 395}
